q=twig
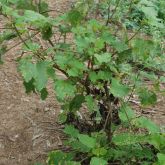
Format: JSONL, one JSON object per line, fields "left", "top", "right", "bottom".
{"left": 103, "top": 83, "right": 113, "bottom": 141}
{"left": 127, "top": 27, "right": 141, "bottom": 42}
{"left": 109, "top": 0, "right": 121, "bottom": 22}
{"left": 48, "top": 39, "right": 54, "bottom": 47}
{"left": 5, "top": 32, "right": 39, "bottom": 54}
{"left": 111, "top": 26, "right": 142, "bottom": 57}
{"left": 121, "top": 103, "right": 134, "bottom": 131}
{"left": 40, "top": 9, "right": 64, "bottom": 15}
{"left": 105, "top": 1, "right": 112, "bottom": 26}
{"left": 13, "top": 24, "right": 30, "bottom": 49}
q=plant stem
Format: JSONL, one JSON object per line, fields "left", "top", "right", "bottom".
{"left": 5, "top": 32, "right": 39, "bottom": 54}
{"left": 103, "top": 83, "right": 112, "bottom": 142}
{"left": 13, "top": 24, "right": 30, "bottom": 49}
{"left": 105, "top": 1, "right": 112, "bottom": 26}
{"left": 109, "top": 0, "right": 121, "bottom": 23}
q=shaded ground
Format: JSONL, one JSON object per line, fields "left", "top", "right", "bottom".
{"left": 0, "top": 1, "right": 164, "bottom": 165}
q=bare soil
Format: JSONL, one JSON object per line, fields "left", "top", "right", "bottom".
{"left": 0, "top": 1, "right": 164, "bottom": 165}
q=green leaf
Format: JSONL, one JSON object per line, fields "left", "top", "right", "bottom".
{"left": 85, "top": 96, "right": 98, "bottom": 112}
{"left": 0, "top": 45, "right": 7, "bottom": 64}
{"left": 67, "top": 59, "right": 85, "bottom": 77}
{"left": 34, "top": 163, "right": 43, "bottom": 165}
{"left": 54, "top": 80, "right": 76, "bottom": 100}
{"left": 138, "top": 0, "right": 162, "bottom": 27}
{"left": 102, "top": 32, "right": 128, "bottom": 53}
{"left": 1, "top": 31, "right": 17, "bottom": 41}
{"left": 18, "top": 57, "right": 36, "bottom": 82}
{"left": 148, "top": 134, "right": 165, "bottom": 151}
{"left": 19, "top": 59, "right": 52, "bottom": 92}
{"left": 119, "top": 104, "right": 136, "bottom": 122}
{"left": 64, "top": 161, "right": 81, "bottom": 165}
{"left": 58, "top": 112, "right": 67, "bottom": 123}
{"left": 118, "top": 49, "right": 132, "bottom": 62}
{"left": 112, "top": 133, "right": 147, "bottom": 146}
{"left": 157, "top": 153, "right": 165, "bottom": 165}
{"left": 24, "top": 10, "right": 47, "bottom": 23}
{"left": 48, "top": 150, "right": 75, "bottom": 165}
{"left": 94, "top": 38, "right": 105, "bottom": 52}
{"left": 131, "top": 39, "right": 154, "bottom": 60}
{"left": 92, "top": 147, "right": 107, "bottom": 157}
{"left": 107, "top": 146, "right": 154, "bottom": 162}
{"left": 133, "top": 117, "right": 160, "bottom": 133}
{"left": 69, "top": 95, "right": 85, "bottom": 112}
{"left": 41, "top": 23, "right": 53, "bottom": 40}
{"left": 140, "top": 71, "right": 158, "bottom": 81}
{"left": 40, "top": 88, "right": 48, "bottom": 100}
{"left": 78, "top": 134, "right": 96, "bottom": 149}
{"left": 89, "top": 71, "right": 111, "bottom": 83}
{"left": 38, "top": 1, "right": 49, "bottom": 17}
{"left": 68, "top": 9, "right": 83, "bottom": 26}
{"left": 160, "top": 76, "right": 165, "bottom": 83}
{"left": 138, "top": 89, "right": 157, "bottom": 106}
{"left": 22, "top": 42, "right": 40, "bottom": 52}
{"left": 22, "top": 9, "right": 50, "bottom": 28}
{"left": 54, "top": 52, "right": 70, "bottom": 69}
{"left": 110, "top": 78, "right": 130, "bottom": 98}
{"left": 34, "top": 61, "right": 50, "bottom": 91}
{"left": 69, "top": 140, "right": 90, "bottom": 153}
{"left": 23, "top": 78, "right": 35, "bottom": 93}
{"left": 55, "top": 53, "right": 85, "bottom": 77}
{"left": 59, "top": 24, "right": 71, "bottom": 34}
{"left": 90, "top": 157, "right": 107, "bottom": 165}
{"left": 94, "top": 53, "right": 111, "bottom": 64}
{"left": 14, "top": 0, "right": 36, "bottom": 11}
{"left": 47, "top": 67, "right": 55, "bottom": 80}
{"left": 88, "top": 19, "right": 102, "bottom": 32}
{"left": 64, "top": 125, "right": 79, "bottom": 138}
{"left": 0, "top": 4, "right": 19, "bottom": 17}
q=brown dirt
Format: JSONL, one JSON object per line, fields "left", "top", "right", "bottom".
{"left": 0, "top": 1, "right": 164, "bottom": 165}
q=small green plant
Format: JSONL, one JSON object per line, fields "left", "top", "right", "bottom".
{"left": 0, "top": 0, "right": 165, "bottom": 164}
